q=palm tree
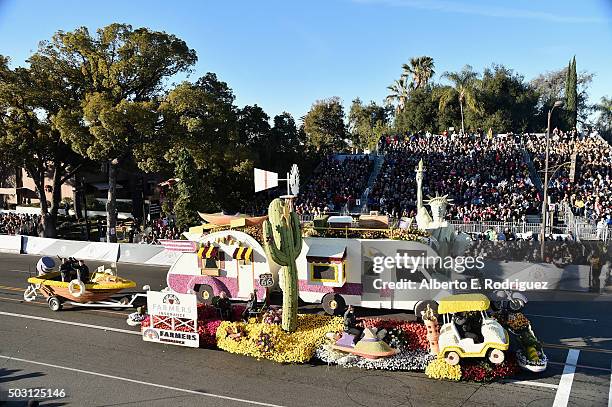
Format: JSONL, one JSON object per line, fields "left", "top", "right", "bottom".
{"left": 385, "top": 76, "right": 409, "bottom": 113}
{"left": 438, "top": 65, "right": 481, "bottom": 134}
{"left": 402, "top": 56, "right": 435, "bottom": 89}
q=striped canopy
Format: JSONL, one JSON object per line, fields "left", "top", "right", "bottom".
{"left": 232, "top": 246, "right": 253, "bottom": 261}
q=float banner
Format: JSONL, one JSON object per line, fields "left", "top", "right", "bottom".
{"left": 143, "top": 291, "right": 199, "bottom": 348}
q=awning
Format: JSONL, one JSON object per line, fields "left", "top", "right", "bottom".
{"left": 198, "top": 245, "right": 219, "bottom": 259}
{"left": 306, "top": 244, "right": 346, "bottom": 263}
{"left": 232, "top": 246, "right": 253, "bottom": 261}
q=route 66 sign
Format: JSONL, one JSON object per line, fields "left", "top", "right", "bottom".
{"left": 259, "top": 273, "right": 274, "bottom": 287}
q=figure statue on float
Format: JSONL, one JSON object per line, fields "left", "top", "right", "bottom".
{"left": 415, "top": 159, "right": 470, "bottom": 259}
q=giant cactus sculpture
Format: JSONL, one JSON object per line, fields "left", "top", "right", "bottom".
{"left": 263, "top": 198, "right": 302, "bottom": 332}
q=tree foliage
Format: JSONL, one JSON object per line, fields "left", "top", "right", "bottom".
{"left": 565, "top": 56, "right": 578, "bottom": 129}
{"left": 303, "top": 97, "right": 347, "bottom": 152}
{"left": 45, "top": 23, "right": 197, "bottom": 241}
{"left": 348, "top": 98, "right": 391, "bottom": 150}
{"left": 0, "top": 54, "right": 85, "bottom": 236}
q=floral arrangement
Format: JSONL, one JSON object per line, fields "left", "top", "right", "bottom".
{"left": 262, "top": 308, "right": 283, "bottom": 325}
{"left": 216, "top": 314, "right": 343, "bottom": 363}
{"left": 507, "top": 313, "right": 530, "bottom": 331}
{"left": 425, "top": 357, "right": 462, "bottom": 381}
{"left": 460, "top": 357, "right": 519, "bottom": 382}
{"left": 315, "top": 344, "right": 434, "bottom": 371}
{"left": 360, "top": 318, "right": 429, "bottom": 351}
{"left": 302, "top": 226, "right": 429, "bottom": 242}
{"left": 256, "top": 332, "right": 275, "bottom": 353}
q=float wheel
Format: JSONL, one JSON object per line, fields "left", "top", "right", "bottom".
{"left": 48, "top": 296, "right": 62, "bottom": 312}
{"left": 196, "top": 284, "right": 215, "bottom": 305}
{"left": 321, "top": 293, "right": 346, "bottom": 315}
{"left": 445, "top": 351, "right": 460, "bottom": 365}
{"left": 488, "top": 349, "right": 505, "bottom": 364}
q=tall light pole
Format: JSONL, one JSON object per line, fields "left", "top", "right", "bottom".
{"left": 540, "top": 100, "right": 564, "bottom": 259}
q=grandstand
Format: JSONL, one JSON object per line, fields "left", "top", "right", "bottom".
{"left": 296, "top": 130, "right": 612, "bottom": 242}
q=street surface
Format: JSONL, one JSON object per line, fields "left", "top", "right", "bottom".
{"left": 0, "top": 253, "right": 611, "bottom": 406}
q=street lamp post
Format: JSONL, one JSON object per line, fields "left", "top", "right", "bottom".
{"left": 540, "top": 100, "right": 564, "bottom": 259}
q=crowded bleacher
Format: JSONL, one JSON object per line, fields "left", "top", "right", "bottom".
{"left": 368, "top": 132, "right": 539, "bottom": 222}
{"left": 527, "top": 129, "right": 612, "bottom": 223}
{"left": 0, "top": 213, "right": 41, "bottom": 236}
{"left": 295, "top": 155, "right": 373, "bottom": 215}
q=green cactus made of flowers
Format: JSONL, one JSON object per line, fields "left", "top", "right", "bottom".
{"left": 263, "top": 198, "right": 302, "bottom": 332}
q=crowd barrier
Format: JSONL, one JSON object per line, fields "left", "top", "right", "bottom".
{"left": 0, "top": 234, "right": 22, "bottom": 254}
{"left": 0, "top": 234, "right": 178, "bottom": 266}
{"left": 118, "top": 243, "right": 182, "bottom": 266}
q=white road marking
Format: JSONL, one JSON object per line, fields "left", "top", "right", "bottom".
{"left": 9, "top": 269, "right": 29, "bottom": 273}
{"left": 553, "top": 349, "right": 580, "bottom": 407}
{"left": 526, "top": 313, "right": 597, "bottom": 322}
{"left": 608, "top": 360, "right": 612, "bottom": 407}
{"left": 0, "top": 355, "right": 285, "bottom": 407}
{"left": 501, "top": 379, "right": 559, "bottom": 389}
{"left": 0, "top": 311, "right": 140, "bottom": 335}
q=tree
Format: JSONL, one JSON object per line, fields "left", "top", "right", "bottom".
{"left": 0, "top": 54, "right": 85, "bottom": 237}
{"left": 173, "top": 149, "right": 202, "bottom": 229}
{"left": 594, "top": 96, "right": 612, "bottom": 143}
{"left": 394, "top": 87, "right": 438, "bottom": 133}
{"left": 303, "top": 97, "right": 347, "bottom": 152}
{"left": 438, "top": 65, "right": 481, "bottom": 134}
{"left": 348, "top": 98, "right": 390, "bottom": 150}
{"left": 158, "top": 73, "right": 254, "bottom": 214}
{"left": 402, "top": 56, "right": 435, "bottom": 89}
{"left": 531, "top": 66, "right": 593, "bottom": 129}
{"left": 48, "top": 24, "right": 197, "bottom": 242}
{"left": 565, "top": 56, "right": 578, "bottom": 129}
{"left": 385, "top": 77, "right": 409, "bottom": 113}
{"left": 469, "top": 65, "right": 540, "bottom": 133}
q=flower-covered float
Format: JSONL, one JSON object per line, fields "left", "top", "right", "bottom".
{"left": 136, "top": 197, "right": 545, "bottom": 384}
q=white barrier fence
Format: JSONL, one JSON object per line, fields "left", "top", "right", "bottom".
{"left": 0, "top": 235, "right": 178, "bottom": 266}
{"left": 0, "top": 235, "right": 21, "bottom": 254}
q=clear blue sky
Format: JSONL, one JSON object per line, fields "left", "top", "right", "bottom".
{"left": 0, "top": 0, "right": 610, "bottom": 121}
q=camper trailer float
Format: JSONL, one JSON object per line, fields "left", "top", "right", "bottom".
{"left": 167, "top": 229, "right": 445, "bottom": 316}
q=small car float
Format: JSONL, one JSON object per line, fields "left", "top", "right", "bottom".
{"left": 24, "top": 257, "right": 144, "bottom": 311}
{"left": 331, "top": 328, "right": 399, "bottom": 359}
{"left": 437, "top": 293, "right": 509, "bottom": 366}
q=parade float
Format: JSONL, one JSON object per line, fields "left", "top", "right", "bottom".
{"left": 24, "top": 257, "right": 143, "bottom": 311}
{"left": 130, "top": 162, "right": 545, "bottom": 382}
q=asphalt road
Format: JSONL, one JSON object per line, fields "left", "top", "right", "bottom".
{"left": 0, "top": 253, "right": 611, "bottom": 406}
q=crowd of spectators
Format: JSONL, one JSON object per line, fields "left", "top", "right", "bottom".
{"left": 528, "top": 129, "right": 612, "bottom": 225}
{"left": 0, "top": 213, "right": 42, "bottom": 236}
{"left": 368, "top": 132, "right": 539, "bottom": 222}
{"left": 139, "top": 216, "right": 182, "bottom": 244}
{"left": 295, "top": 155, "right": 372, "bottom": 215}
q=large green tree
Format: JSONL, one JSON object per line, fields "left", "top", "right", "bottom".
{"left": 0, "top": 55, "right": 85, "bottom": 237}
{"left": 531, "top": 66, "right": 593, "bottom": 130}
{"left": 158, "top": 73, "right": 253, "bottom": 215}
{"left": 394, "top": 87, "right": 438, "bottom": 133}
{"left": 468, "top": 65, "right": 539, "bottom": 133}
{"left": 348, "top": 98, "right": 390, "bottom": 150}
{"left": 47, "top": 24, "right": 196, "bottom": 242}
{"left": 438, "top": 65, "right": 481, "bottom": 134}
{"left": 303, "top": 97, "right": 347, "bottom": 152}
{"left": 565, "top": 56, "right": 578, "bottom": 129}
